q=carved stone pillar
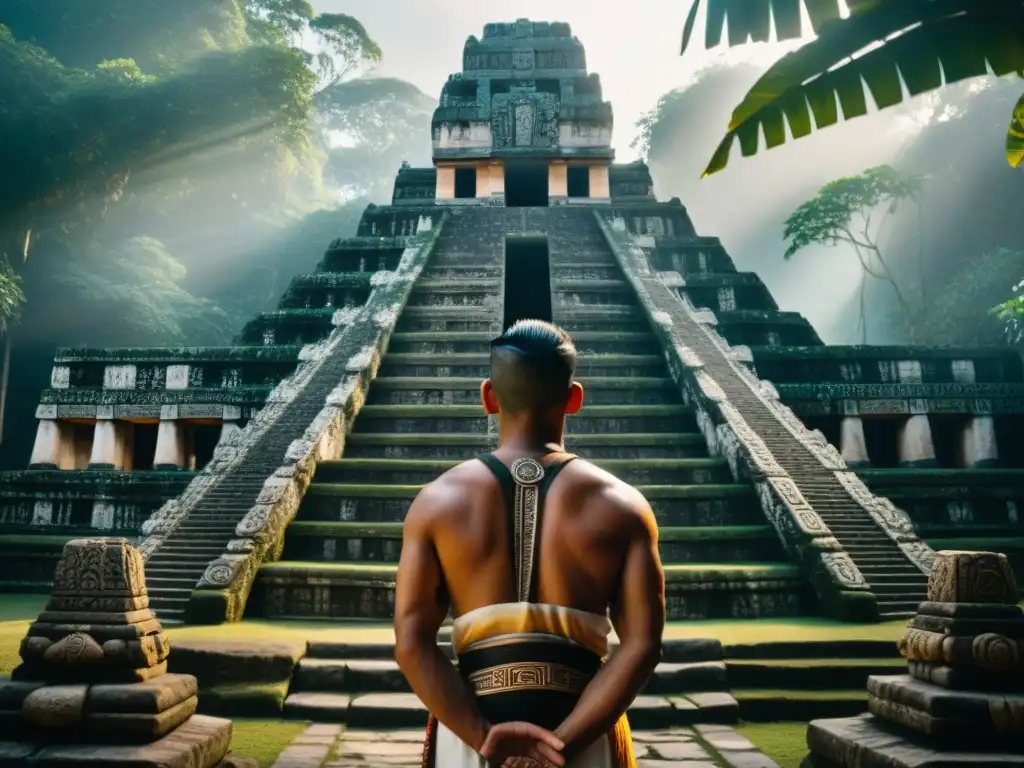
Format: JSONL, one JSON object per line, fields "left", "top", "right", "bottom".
{"left": 153, "top": 420, "right": 185, "bottom": 470}
{"left": 88, "top": 418, "right": 124, "bottom": 469}
{"left": 549, "top": 161, "right": 568, "bottom": 203}
{"left": 839, "top": 416, "right": 870, "bottom": 467}
{"left": 29, "top": 420, "right": 70, "bottom": 469}
{"left": 435, "top": 166, "right": 455, "bottom": 200}
{"left": 588, "top": 165, "right": 610, "bottom": 200}
{"left": 959, "top": 415, "right": 999, "bottom": 468}
{"left": 897, "top": 415, "right": 937, "bottom": 468}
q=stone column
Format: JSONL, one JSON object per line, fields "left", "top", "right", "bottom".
{"left": 549, "top": 161, "right": 568, "bottom": 203}
{"left": 29, "top": 420, "right": 70, "bottom": 469}
{"left": 839, "top": 416, "right": 870, "bottom": 467}
{"left": 153, "top": 420, "right": 186, "bottom": 470}
{"left": 589, "top": 165, "right": 611, "bottom": 200}
{"left": 489, "top": 161, "right": 505, "bottom": 203}
{"left": 959, "top": 415, "right": 999, "bottom": 468}
{"left": 897, "top": 415, "right": 937, "bottom": 468}
{"left": 88, "top": 418, "right": 122, "bottom": 469}
{"left": 475, "top": 162, "right": 491, "bottom": 200}
{"left": 435, "top": 165, "right": 455, "bottom": 200}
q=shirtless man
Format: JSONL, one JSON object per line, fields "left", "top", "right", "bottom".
{"left": 394, "top": 319, "right": 666, "bottom": 768}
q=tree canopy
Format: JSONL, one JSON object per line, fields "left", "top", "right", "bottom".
{"left": 680, "top": 0, "right": 1024, "bottom": 175}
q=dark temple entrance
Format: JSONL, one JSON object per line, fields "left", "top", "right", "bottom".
{"left": 504, "top": 162, "right": 549, "bottom": 207}
{"left": 503, "top": 235, "right": 552, "bottom": 330}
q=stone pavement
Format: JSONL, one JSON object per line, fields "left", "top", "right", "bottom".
{"left": 270, "top": 723, "right": 782, "bottom": 767}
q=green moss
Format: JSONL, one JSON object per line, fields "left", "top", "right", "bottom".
{"left": 0, "top": 534, "right": 78, "bottom": 552}
{"left": 728, "top": 658, "right": 905, "bottom": 668}
{"left": 663, "top": 563, "right": 801, "bottom": 584}
{"left": 659, "top": 526, "right": 772, "bottom": 541}
{"left": 318, "top": 457, "right": 725, "bottom": 471}
{"left": 370, "top": 376, "right": 675, "bottom": 390}
{"left": 229, "top": 719, "right": 309, "bottom": 768}
{"left": 733, "top": 689, "right": 867, "bottom": 701}
{"left": 198, "top": 681, "right": 290, "bottom": 717}
{"left": 54, "top": 345, "right": 303, "bottom": 364}
{"left": 736, "top": 722, "right": 810, "bottom": 768}
{"left": 306, "top": 483, "right": 753, "bottom": 499}
{"left": 355, "top": 404, "right": 692, "bottom": 417}
{"left": 287, "top": 521, "right": 404, "bottom": 538}
{"left": 924, "top": 537, "right": 1024, "bottom": 550}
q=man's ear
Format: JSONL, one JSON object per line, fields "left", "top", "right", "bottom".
{"left": 481, "top": 379, "right": 500, "bottom": 415}
{"left": 565, "top": 381, "right": 584, "bottom": 415}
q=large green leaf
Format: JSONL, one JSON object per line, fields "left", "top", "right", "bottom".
{"left": 680, "top": 0, "right": 852, "bottom": 55}
{"left": 702, "top": 2, "right": 1024, "bottom": 176}
{"left": 1008, "top": 90, "right": 1024, "bottom": 167}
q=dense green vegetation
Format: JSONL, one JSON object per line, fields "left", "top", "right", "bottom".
{"left": 0, "top": 2, "right": 434, "bottom": 464}
{"left": 680, "top": 0, "right": 1024, "bottom": 175}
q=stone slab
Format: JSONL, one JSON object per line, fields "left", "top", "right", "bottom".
{"left": 918, "top": 601, "right": 1024, "bottom": 620}
{"left": 908, "top": 660, "right": 1023, "bottom": 692}
{"left": 0, "top": 713, "right": 231, "bottom": 767}
{"left": 84, "top": 695, "right": 197, "bottom": 742}
{"left": 12, "top": 659, "right": 169, "bottom": 685}
{"left": 348, "top": 693, "right": 427, "bottom": 728}
{"left": 807, "top": 714, "right": 1024, "bottom": 767}
{"left": 87, "top": 673, "right": 197, "bottom": 714}
{"left": 867, "top": 674, "right": 1024, "bottom": 722}
{"left": 168, "top": 640, "right": 305, "bottom": 688}
{"left": 282, "top": 692, "right": 352, "bottom": 723}
{"left": 910, "top": 614, "right": 1024, "bottom": 638}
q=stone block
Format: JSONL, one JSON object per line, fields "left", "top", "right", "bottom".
{"left": 807, "top": 714, "right": 1024, "bottom": 767}
{"left": 22, "top": 685, "right": 88, "bottom": 729}
{"left": 867, "top": 674, "right": 1024, "bottom": 745}
{"left": 86, "top": 674, "right": 197, "bottom": 714}
{"left": 899, "top": 627, "right": 1023, "bottom": 673}
{"left": 26, "top": 714, "right": 231, "bottom": 767}
{"left": 84, "top": 696, "right": 198, "bottom": 743}
{"left": 927, "top": 551, "right": 1019, "bottom": 605}
{"left": 167, "top": 640, "right": 305, "bottom": 688}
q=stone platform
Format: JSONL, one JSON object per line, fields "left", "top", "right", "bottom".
{"left": 803, "top": 550, "right": 1024, "bottom": 767}
{"left": 806, "top": 715, "right": 1024, "bottom": 767}
{"left": 0, "top": 538, "right": 231, "bottom": 767}
{"left": 271, "top": 723, "right": 782, "bottom": 768}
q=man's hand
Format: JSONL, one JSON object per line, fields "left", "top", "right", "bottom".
{"left": 480, "top": 722, "right": 565, "bottom": 768}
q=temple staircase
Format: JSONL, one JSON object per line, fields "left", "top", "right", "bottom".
{"left": 254, "top": 207, "right": 805, "bottom": 622}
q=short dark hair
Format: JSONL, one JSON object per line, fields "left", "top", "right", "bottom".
{"left": 490, "top": 320, "right": 577, "bottom": 413}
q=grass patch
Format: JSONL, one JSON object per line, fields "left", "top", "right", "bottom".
{"left": 737, "top": 722, "right": 809, "bottom": 768}
{"left": 727, "top": 657, "right": 905, "bottom": 668}
{"left": 229, "top": 719, "right": 308, "bottom": 768}
{"left": 733, "top": 689, "right": 866, "bottom": 701}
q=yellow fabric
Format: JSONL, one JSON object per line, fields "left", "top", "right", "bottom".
{"left": 452, "top": 602, "right": 613, "bottom": 658}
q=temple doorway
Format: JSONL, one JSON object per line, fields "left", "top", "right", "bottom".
{"left": 504, "top": 162, "right": 549, "bottom": 207}
{"left": 503, "top": 235, "right": 552, "bottom": 330}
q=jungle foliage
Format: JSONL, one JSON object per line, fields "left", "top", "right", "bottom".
{"left": 680, "top": 0, "right": 1024, "bottom": 176}
{"left": 0, "top": 2, "right": 434, "bottom": 457}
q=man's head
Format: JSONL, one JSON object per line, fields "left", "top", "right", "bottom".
{"left": 481, "top": 319, "right": 584, "bottom": 417}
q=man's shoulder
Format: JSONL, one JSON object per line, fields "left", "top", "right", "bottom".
{"left": 412, "top": 458, "right": 491, "bottom": 505}
{"left": 568, "top": 458, "right": 652, "bottom": 522}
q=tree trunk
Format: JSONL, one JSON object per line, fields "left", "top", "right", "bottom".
{"left": 0, "top": 222, "right": 33, "bottom": 446}
{"left": 916, "top": 200, "right": 927, "bottom": 306}
{"left": 859, "top": 271, "right": 869, "bottom": 344}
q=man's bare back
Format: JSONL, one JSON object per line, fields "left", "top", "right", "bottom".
{"left": 421, "top": 449, "right": 658, "bottom": 620}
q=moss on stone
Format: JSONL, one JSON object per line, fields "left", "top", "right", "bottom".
{"left": 196, "top": 681, "right": 291, "bottom": 718}
{"left": 304, "top": 482, "right": 755, "bottom": 499}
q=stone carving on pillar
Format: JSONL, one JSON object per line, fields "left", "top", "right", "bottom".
{"left": 805, "top": 551, "right": 1024, "bottom": 765}
{"left": 491, "top": 92, "right": 558, "bottom": 149}
{"left": 0, "top": 538, "right": 231, "bottom": 764}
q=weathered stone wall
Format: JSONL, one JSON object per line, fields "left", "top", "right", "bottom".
{"left": 136, "top": 214, "right": 448, "bottom": 623}
{"left": 597, "top": 212, "right": 936, "bottom": 620}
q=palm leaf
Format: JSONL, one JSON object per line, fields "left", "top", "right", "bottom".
{"left": 702, "top": 2, "right": 1024, "bottom": 176}
{"left": 1008, "top": 90, "right": 1024, "bottom": 167}
{"left": 680, "top": 0, "right": 849, "bottom": 55}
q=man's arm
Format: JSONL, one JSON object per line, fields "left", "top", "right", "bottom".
{"left": 393, "top": 481, "right": 491, "bottom": 753}
{"left": 553, "top": 489, "right": 666, "bottom": 758}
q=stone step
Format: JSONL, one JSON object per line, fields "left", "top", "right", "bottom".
{"left": 253, "top": 561, "right": 803, "bottom": 621}
{"left": 365, "top": 376, "right": 680, "bottom": 406}
{"left": 282, "top": 691, "right": 738, "bottom": 729}
{"left": 733, "top": 688, "right": 867, "bottom": 722}
{"left": 725, "top": 657, "right": 906, "bottom": 689}
{"left": 387, "top": 331, "right": 661, "bottom": 356}
{"left": 290, "top": 657, "right": 728, "bottom": 696}
{"left": 350, "top": 404, "right": 698, "bottom": 435}
{"left": 378, "top": 353, "right": 668, "bottom": 379}
{"left": 282, "top": 522, "right": 780, "bottom": 564}
{"left": 297, "top": 482, "right": 763, "bottom": 527}
{"left": 342, "top": 431, "right": 710, "bottom": 460}
{"left": 312, "top": 457, "right": 732, "bottom": 486}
